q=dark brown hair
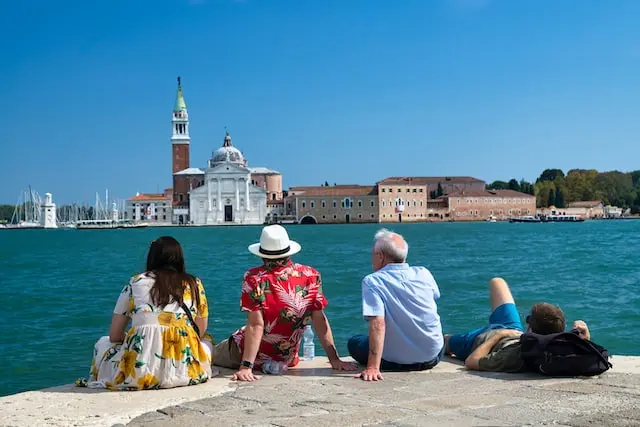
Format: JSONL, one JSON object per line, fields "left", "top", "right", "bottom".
{"left": 147, "top": 236, "right": 200, "bottom": 310}
{"left": 527, "top": 303, "right": 565, "bottom": 335}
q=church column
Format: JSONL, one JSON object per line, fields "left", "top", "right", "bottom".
{"left": 245, "top": 178, "right": 250, "bottom": 211}
{"left": 217, "top": 178, "right": 222, "bottom": 211}
{"left": 235, "top": 178, "right": 240, "bottom": 210}
{"left": 208, "top": 178, "right": 212, "bottom": 211}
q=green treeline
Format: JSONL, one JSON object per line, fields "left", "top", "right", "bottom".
{"left": 488, "top": 169, "right": 640, "bottom": 212}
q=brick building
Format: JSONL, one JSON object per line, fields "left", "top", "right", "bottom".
{"left": 286, "top": 178, "right": 534, "bottom": 224}
{"left": 285, "top": 185, "right": 379, "bottom": 224}
{"left": 125, "top": 189, "right": 174, "bottom": 224}
{"left": 445, "top": 189, "right": 536, "bottom": 221}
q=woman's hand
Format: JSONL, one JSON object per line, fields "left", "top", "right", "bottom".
{"left": 232, "top": 367, "right": 261, "bottom": 382}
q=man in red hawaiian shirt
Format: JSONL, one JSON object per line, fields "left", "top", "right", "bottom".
{"left": 213, "top": 225, "right": 357, "bottom": 381}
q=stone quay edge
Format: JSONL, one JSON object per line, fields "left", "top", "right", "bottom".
{"left": 1, "top": 356, "right": 640, "bottom": 427}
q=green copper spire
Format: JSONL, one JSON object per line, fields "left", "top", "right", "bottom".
{"left": 174, "top": 76, "right": 187, "bottom": 111}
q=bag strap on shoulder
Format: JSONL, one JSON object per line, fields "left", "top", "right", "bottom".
{"left": 181, "top": 302, "right": 201, "bottom": 337}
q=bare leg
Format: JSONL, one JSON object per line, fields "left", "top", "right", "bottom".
{"left": 489, "top": 277, "right": 515, "bottom": 311}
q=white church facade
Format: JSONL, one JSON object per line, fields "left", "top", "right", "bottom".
{"left": 186, "top": 133, "right": 268, "bottom": 225}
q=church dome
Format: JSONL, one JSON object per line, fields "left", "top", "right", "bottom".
{"left": 209, "top": 131, "right": 247, "bottom": 167}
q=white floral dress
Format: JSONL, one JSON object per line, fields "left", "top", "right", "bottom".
{"left": 84, "top": 273, "right": 214, "bottom": 390}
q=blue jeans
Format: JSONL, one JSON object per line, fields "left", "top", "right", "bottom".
{"left": 347, "top": 334, "right": 445, "bottom": 371}
{"left": 447, "top": 302, "right": 523, "bottom": 361}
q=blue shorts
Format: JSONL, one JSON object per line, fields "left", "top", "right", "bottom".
{"left": 447, "top": 303, "right": 523, "bottom": 361}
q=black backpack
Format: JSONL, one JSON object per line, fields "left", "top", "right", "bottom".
{"left": 520, "top": 330, "right": 612, "bottom": 377}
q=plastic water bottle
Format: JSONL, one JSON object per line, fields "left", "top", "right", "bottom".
{"left": 302, "top": 325, "right": 315, "bottom": 360}
{"left": 262, "top": 360, "right": 288, "bottom": 375}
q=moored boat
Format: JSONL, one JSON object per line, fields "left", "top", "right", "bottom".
{"left": 509, "top": 215, "right": 541, "bottom": 223}
{"left": 541, "top": 214, "right": 585, "bottom": 223}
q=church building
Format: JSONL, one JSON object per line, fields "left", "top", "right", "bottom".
{"left": 168, "top": 78, "right": 281, "bottom": 225}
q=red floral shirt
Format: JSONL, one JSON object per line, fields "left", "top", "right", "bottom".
{"left": 232, "top": 259, "right": 327, "bottom": 368}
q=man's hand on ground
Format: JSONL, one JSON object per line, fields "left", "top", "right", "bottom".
{"left": 231, "top": 367, "right": 261, "bottom": 382}
{"left": 356, "top": 367, "right": 383, "bottom": 381}
{"left": 330, "top": 359, "right": 359, "bottom": 371}
{"left": 573, "top": 320, "right": 591, "bottom": 340}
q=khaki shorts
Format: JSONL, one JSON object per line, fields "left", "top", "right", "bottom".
{"left": 213, "top": 337, "right": 242, "bottom": 369}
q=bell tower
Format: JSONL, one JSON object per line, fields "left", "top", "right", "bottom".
{"left": 171, "top": 77, "right": 191, "bottom": 216}
{"left": 172, "top": 76, "right": 190, "bottom": 174}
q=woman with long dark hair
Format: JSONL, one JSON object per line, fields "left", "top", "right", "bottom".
{"left": 80, "top": 236, "right": 215, "bottom": 390}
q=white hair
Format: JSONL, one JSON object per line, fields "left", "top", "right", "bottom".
{"left": 373, "top": 228, "right": 408, "bottom": 263}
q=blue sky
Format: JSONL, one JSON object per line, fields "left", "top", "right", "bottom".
{"left": 1, "top": 0, "right": 639, "bottom": 204}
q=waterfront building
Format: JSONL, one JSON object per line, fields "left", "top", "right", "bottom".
{"left": 285, "top": 185, "right": 379, "bottom": 224}
{"left": 379, "top": 176, "right": 485, "bottom": 198}
{"left": 186, "top": 132, "right": 268, "bottom": 225}
{"left": 286, "top": 180, "right": 534, "bottom": 224}
{"left": 129, "top": 78, "right": 283, "bottom": 225}
{"left": 444, "top": 189, "right": 536, "bottom": 221}
{"left": 604, "top": 205, "right": 623, "bottom": 218}
{"left": 125, "top": 189, "right": 173, "bottom": 224}
{"left": 565, "top": 201, "right": 605, "bottom": 218}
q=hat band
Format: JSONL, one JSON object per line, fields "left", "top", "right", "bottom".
{"left": 259, "top": 246, "right": 290, "bottom": 256}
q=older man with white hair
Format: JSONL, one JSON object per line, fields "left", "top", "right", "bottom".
{"left": 348, "top": 228, "right": 444, "bottom": 381}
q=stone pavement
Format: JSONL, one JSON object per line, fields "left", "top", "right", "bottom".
{"left": 127, "top": 356, "right": 640, "bottom": 427}
{"left": 2, "top": 356, "right": 640, "bottom": 427}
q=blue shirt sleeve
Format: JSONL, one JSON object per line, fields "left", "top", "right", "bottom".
{"left": 362, "top": 276, "right": 385, "bottom": 318}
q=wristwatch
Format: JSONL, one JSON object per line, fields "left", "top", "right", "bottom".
{"left": 240, "top": 360, "right": 254, "bottom": 369}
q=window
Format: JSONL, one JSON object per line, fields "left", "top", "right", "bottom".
{"left": 302, "top": 201, "right": 306, "bottom": 208}
{"left": 212, "top": 199, "right": 217, "bottom": 207}
{"left": 333, "top": 215, "right": 337, "bottom": 219}
{"left": 419, "top": 188, "right": 424, "bottom": 192}
{"left": 272, "top": 194, "right": 276, "bottom": 201}
{"left": 381, "top": 188, "right": 386, "bottom": 193}
{"left": 413, "top": 188, "right": 417, "bottom": 193}
{"left": 333, "top": 201, "right": 337, "bottom": 208}
{"left": 382, "top": 200, "right": 386, "bottom": 207}
{"left": 406, "top": 188, "right": 410, "bottom": 193}
{"left": 343, "top": 197, "right": 353, "bottom": 209}
{"left": 397, "top": 188, "right": 401, "bottom": 193}
{"left": 371, "top": 214, "right": 375, "bottom": 218}
{"left": 420, "top": 201, "right": 423, "bottom": 207}
{"left": 310, "top": 201, "right": 315, "bottom": 208}
{"left": 322, "top": 201, "right": 326, "bottom": 208}
{"left": 358, "top": 214, "right": 362, "bottom": 218}
{"left": 370, "top": 201, "right": 375, "bottom": 207}
{"left": 163, "top": 215, "right": 166, "bottom": 220}
{"left": 322, "top": 215, "right": 326, "bottom": 219}
{"left": 199, "top": 201, "right": 204, "bottom": 209}
{"left": 413, "top": 200, "right": 417, "bottom": 207}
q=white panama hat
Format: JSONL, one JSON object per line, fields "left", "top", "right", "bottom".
{"left": 248, "top": 224, "right": 302, "bottom": 259}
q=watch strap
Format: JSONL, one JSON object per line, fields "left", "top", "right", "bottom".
{"left": 240, "top": 360, "right": 254, "bottom": 369}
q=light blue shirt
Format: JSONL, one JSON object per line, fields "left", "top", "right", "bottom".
{"left": 362, "top": 263, "right": 443, "bottom": 364}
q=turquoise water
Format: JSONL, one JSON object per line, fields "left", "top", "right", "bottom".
{"left": 1, "top": 221, "right": 639, "bottom": 396}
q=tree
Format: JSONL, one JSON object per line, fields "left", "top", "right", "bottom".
{"left": 324, "top": 181, "right": 329, "bottom": 187}
{"left": 538, "top": 169, "right": 565, "bottom": 183}
{"left": 436, "top": 182, "right": 444, "bottom": 197}
{"left": 487, "top": 180, "right": 509, "bottom": 190}
{"left": 548, "top": 189, "right": 555, "bottom": 207}
{"left": 555, "top": 187, "right": 565, "bottom": 208}
{"left": 508, "top": 179, "right": 520, "bottom": 192}
{"left": 519, "top": 179, "right": 535, "bottom": 195}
